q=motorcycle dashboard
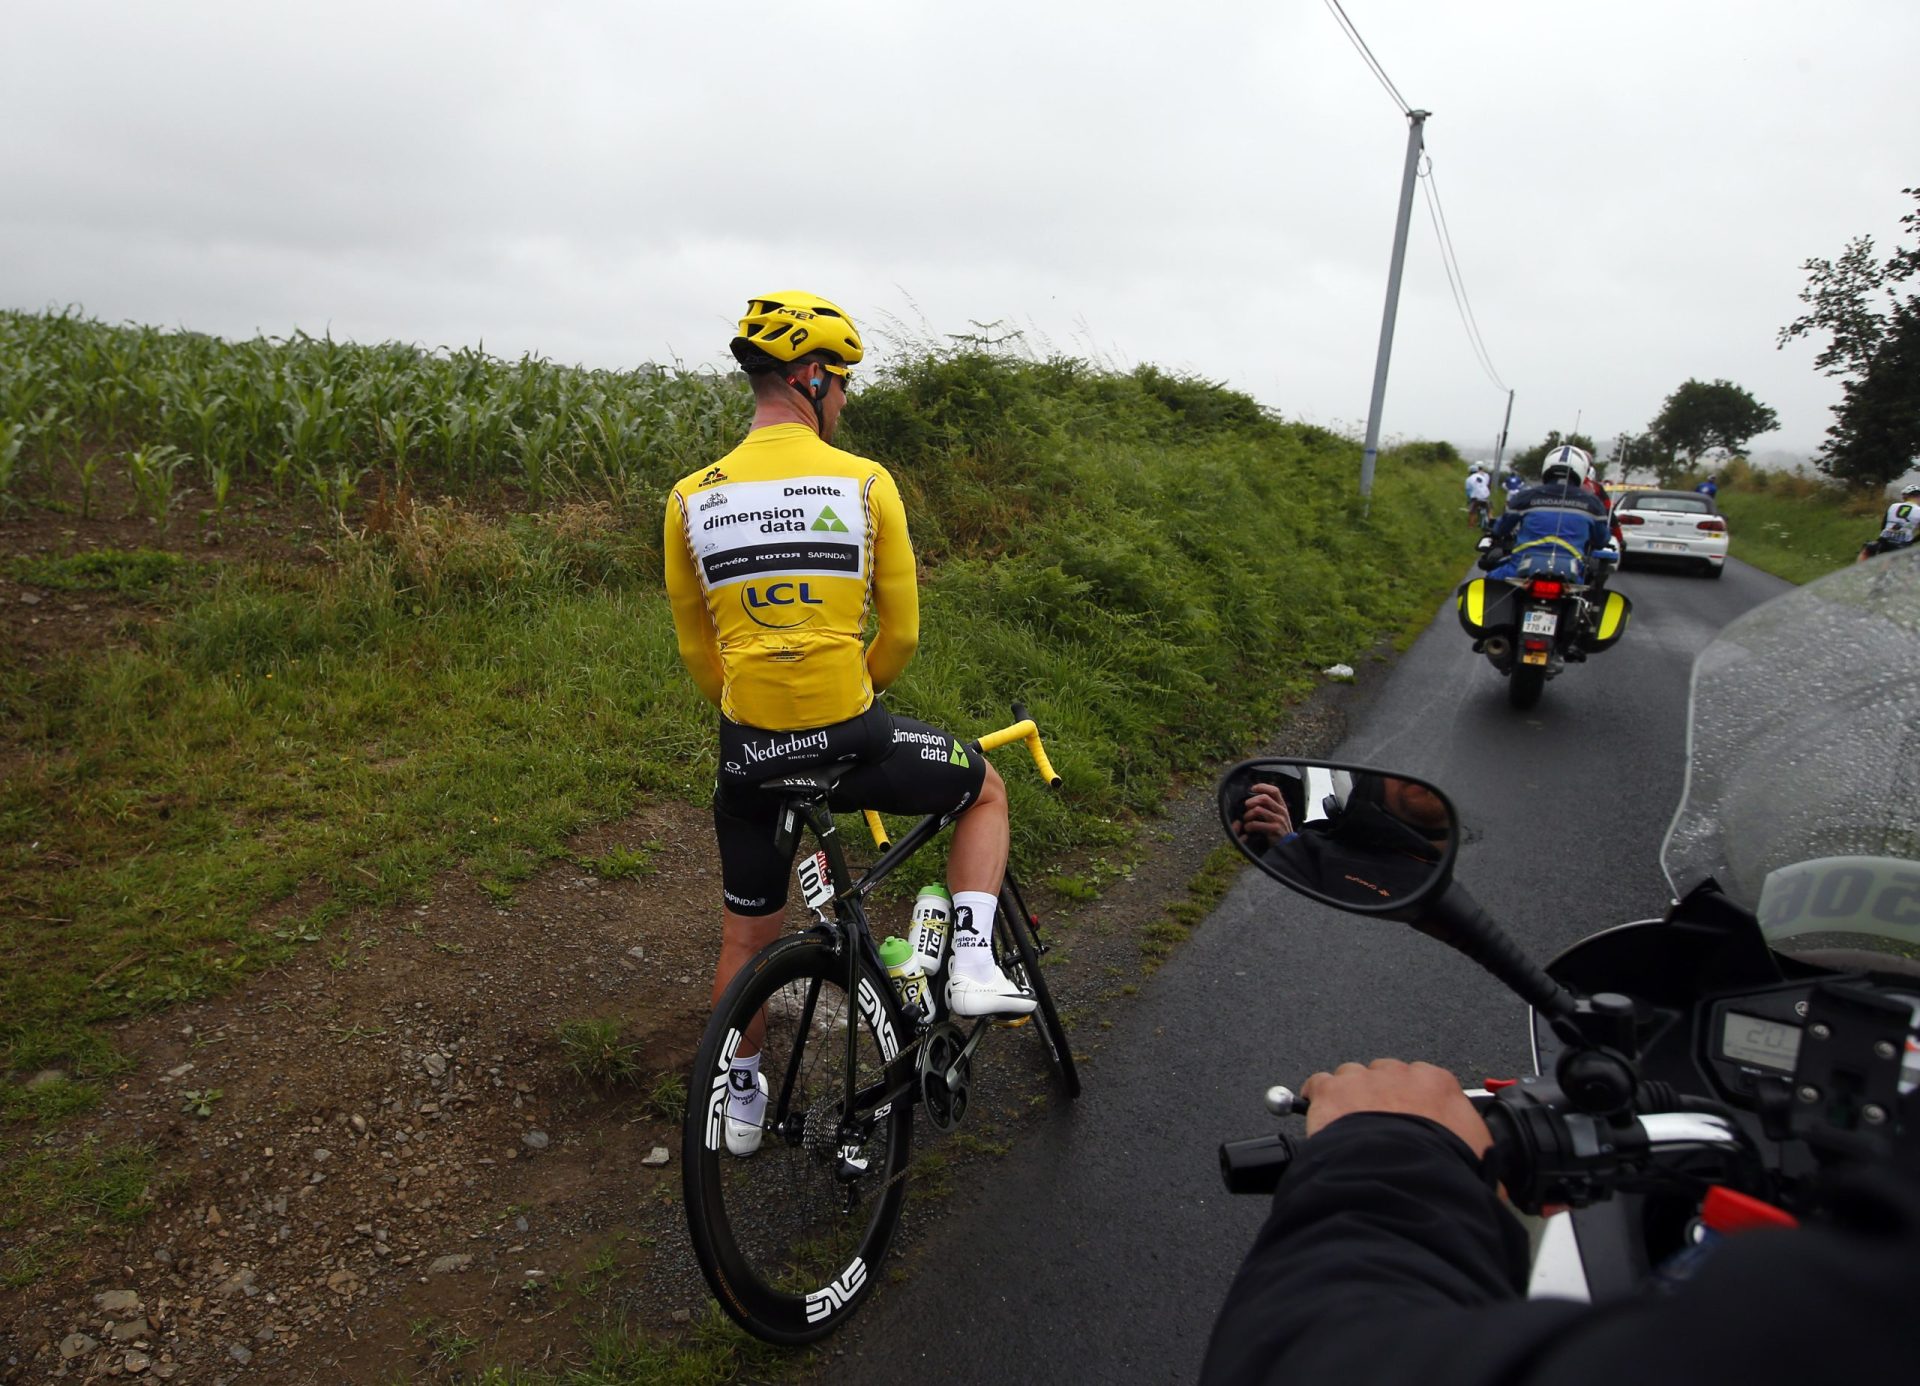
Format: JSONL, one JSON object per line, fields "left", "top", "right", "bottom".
{"left": 1700, "top": 977, "right": 1920, "bottom": 1109}
{"left": 1702, "top": 984, "right": 1815, "bottom": 1100}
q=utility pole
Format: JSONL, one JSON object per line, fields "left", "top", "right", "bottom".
{"left": 1359, "top": 109, "right": 1429, "bottom": 510}
{"left": 1493, "top": 388, "right": 1514, "bottom": 469}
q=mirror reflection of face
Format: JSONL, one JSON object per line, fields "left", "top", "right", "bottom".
{"left": 1381, "top": 777, "right": 1449, "bottom": 833}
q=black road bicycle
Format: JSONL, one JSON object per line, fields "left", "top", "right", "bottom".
{"left": 681, "top": 705, "right": 1079, "bottom": 1344}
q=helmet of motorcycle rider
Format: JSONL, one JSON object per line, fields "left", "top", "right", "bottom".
{"left": 1541, "top": 445, "right": 1592, "bottom": 486}
{"left": 1318, "top": 769, "right": 1354, "bottom": 820}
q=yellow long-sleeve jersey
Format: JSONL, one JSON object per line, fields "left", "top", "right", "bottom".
{"left": 663, "top": 423, "right": 919, "bottom": 730}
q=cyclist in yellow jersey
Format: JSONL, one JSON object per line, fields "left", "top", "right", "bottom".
{"left": 665, "top": 292, "right": 1034, "bottom": 1157}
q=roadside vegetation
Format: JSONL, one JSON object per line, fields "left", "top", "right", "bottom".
{"left": 1713, "top": 470, "right": 1888, "bottom": 583}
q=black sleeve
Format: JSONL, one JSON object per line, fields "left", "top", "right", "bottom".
{"left": 1201, "top": 1114, "right": 1920, "bottom": 1386}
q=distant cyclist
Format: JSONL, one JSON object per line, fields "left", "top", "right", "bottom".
{"left": 1464, "top": 466, "right": 1492, "bottom": 530}
{"left": 663, "top": 291, "right": 1035, "bottom": 1155}
{"left": 1861, "top": 484, "right": 1920, "bottom": 560}
{"left": 1500, "top": 468, "right": 1523, "bottom": 511}
{"left": 1883, "top": 485, "right": 1920, "bottom": 544}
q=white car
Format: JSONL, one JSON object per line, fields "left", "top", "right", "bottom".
{"left": 1611, "top": 489, "right": 1729, "bottom": 579}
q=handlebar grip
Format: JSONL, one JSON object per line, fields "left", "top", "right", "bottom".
{"left": 1031, "top": 739, "right": 1062, "bottom": 790}
{"left": 863, "top": 810, "right": 890, "bottom": 851}
{"left": 1011, "top": 701, "right": 1031, "bottom": 724}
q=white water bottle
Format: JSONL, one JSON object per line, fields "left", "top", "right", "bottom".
{"left": 909, "top": 884, "right": 952, "bottom": 977}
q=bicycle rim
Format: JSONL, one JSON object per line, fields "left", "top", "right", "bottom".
{"left": 997, "top": 883, "right": 1081, "bottom": 1099}
{"left": 681, "top": 932, "right": 914, "bottom": 1344}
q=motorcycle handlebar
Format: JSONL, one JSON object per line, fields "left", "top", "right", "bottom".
{"left": 1219, "top": 1085, "right": 1746, "bottom": 1201}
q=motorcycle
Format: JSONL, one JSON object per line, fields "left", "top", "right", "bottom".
{"left": 1217, "top": 550, "right": 1920, "bottom": 1304}
{"left": 1457, "top": 540, "right": 1631, "bottom": 710}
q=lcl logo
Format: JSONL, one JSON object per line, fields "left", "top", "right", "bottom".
{"left": 741, "top": 581, "right": 825, "bottom": 628}
{"left": 747, "top": 582, "right": 824, "bottom": 609}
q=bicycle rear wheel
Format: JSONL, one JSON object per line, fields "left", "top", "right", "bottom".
{"left": 682, "top": 931, "right": 914, "bottom": 1344}
{"left": 996, "top": 878, "right": 1080, "bottom": 1099}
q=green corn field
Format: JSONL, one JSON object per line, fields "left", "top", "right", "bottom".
{"left": 0, "top": 307, "right": 752, "bottom": 517}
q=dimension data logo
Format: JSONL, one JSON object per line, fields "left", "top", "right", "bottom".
{"left": 812, "top": 506, "right": 850, "bottom": 532}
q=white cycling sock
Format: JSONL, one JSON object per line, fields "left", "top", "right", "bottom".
{"left": 947, "top": 891, "right": 1001, "bottom": 980}
{"left": 727, "top": 1051, "right": 764, "bottom": 1120}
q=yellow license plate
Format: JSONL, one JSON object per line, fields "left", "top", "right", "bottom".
{"left": 1521, "top": 650, "right": 1550, "bottom": 666}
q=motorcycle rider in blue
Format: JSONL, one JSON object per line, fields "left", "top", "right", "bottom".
{"left": 1482, "top": 446, "right": 1612, "bottom": 584}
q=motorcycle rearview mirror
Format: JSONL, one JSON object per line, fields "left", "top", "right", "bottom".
{"left": 1219, "top": 759, "right": 1458, "bottom": 916}
{"left": 1219, "top": 759, "right": 1578, "bottom": 1025}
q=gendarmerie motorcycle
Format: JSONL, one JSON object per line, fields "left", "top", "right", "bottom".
{"left": 1219, "top": 551, "right": 1920, "bottom": 1302}
{"left": 1458, "top": 536, "right": 1630, "bottom": 711}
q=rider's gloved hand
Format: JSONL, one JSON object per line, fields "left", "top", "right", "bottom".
{"left": 1476, "top": 549, "right": 1503, "bottom": 571}
{"left": 1300, "top": 1058, "right": 1493, "bottom": 1158}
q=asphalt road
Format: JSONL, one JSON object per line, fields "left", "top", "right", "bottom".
{"left": 805, "top": 556, "right": 1791, "bottom": 1385}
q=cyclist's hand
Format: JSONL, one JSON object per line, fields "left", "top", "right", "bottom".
{"left": 1234, "top": 781, "right": 1295, "bottom": 844}
{"left": 1300, "top": 1058, "right": 1493, "bottom": 1158}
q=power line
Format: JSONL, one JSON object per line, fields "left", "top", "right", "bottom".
{"left": 1418, "top": 153, "right": 1508, "bottom": 394}
{"left": 1323, "top": 0, "right": 1410, "bottom": 116}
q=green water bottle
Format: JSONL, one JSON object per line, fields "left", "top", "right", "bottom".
{"left": 878, "top": 936, "right": 933, "bottom": 1024}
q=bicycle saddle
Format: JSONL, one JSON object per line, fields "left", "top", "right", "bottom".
{"left": 756, "top": 763, "right": 860, "bottom": 797}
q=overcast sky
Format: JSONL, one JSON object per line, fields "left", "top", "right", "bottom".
{"left": 4, "top": 1, "right": 1914, "bottom": 458}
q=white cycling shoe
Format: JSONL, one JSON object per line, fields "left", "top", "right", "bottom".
{"left": 946, "top": 966, "right": 1037, "bottom": 1019}
{"left": 724, "top": 1070, "right": 768, "bottom": 1158}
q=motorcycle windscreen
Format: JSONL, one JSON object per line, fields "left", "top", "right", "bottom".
{"left": 1455, "top": 578, "right": 1521, "bottom": 640}
{"left": 1578, "top": 589, "right": 1633, "bottom": 653}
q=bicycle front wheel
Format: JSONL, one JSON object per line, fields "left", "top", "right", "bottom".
{"left": 682, "top": 931, "right": 915, "bottom": 1344}
{"left": 997, "top": 879, "right": 1080, "bottom": 1099}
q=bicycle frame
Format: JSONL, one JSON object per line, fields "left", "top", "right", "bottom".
{"left": 770, "top": 709, "right": 1062, "bottom": 1151}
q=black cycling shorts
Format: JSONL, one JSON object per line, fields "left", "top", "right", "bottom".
{"left": 712, "top": 702, "right": 987, "bottom": 917}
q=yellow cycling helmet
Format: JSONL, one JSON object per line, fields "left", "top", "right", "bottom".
{"left": 731, "top": 291, "right": 865, "bottom": 375}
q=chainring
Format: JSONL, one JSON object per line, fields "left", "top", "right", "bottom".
{"left": 917, "top": 1021, "right": 971, "bottom": 1132}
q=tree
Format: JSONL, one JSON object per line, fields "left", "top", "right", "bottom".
{"left": 1779, "top": 188, "right": 1919, "bottom": 379}
{"left": 1508, "top": 430, "right": 1597, "bottom": 480}
{"left": 1780, "top": 189, "right": 1920, "bottom": 489}
{"left": 1648, "top": 379, "right": 1779, "bottom": 464}
{"left": 1820, "top": 300, "right": 1920, "bottom": 488}
{"left": 1609, "top": 432, "right": 1667, "bottom": 485}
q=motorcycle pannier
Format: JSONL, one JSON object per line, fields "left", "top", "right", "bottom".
{"left": 1455, "top": 579, "right": 1521, "bottom": 640}
{"left": 1578, "top": 589, "right": 1633, "bottom": 653}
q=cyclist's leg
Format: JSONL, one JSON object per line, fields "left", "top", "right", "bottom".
{"left": 834, "top": 718, "right": 1031, "bottom": 1017}
{"left": 947, "top": 758, "right": 1007, "bottom": 901}
{"left": 710, "top": 781, "right": 796, "bottom": 1052}
{"left": 714, "top": 908, "right": 784, "bottom": 1040}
